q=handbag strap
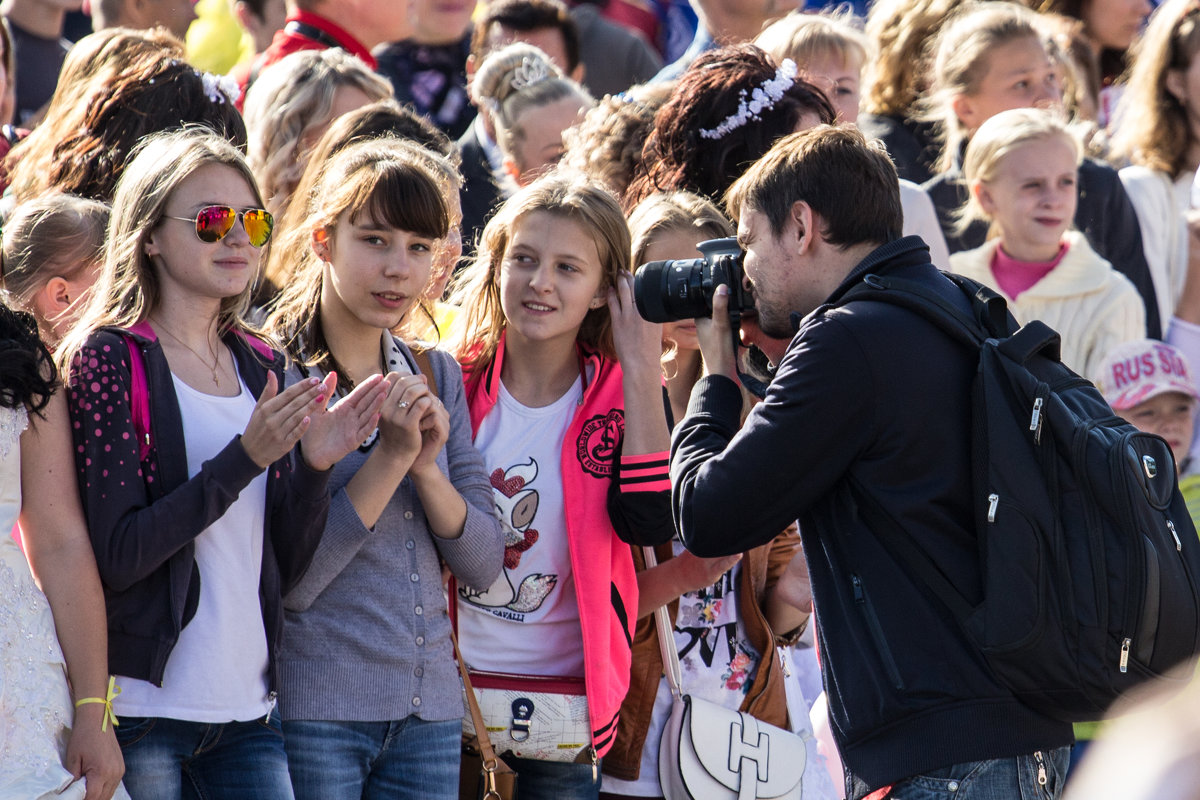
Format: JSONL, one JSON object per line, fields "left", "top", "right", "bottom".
{"left": 451, "top": 629, "right": 505, "bottom": 778}
{"left": 644, "top": 546, "right": 684, "bottom": 698}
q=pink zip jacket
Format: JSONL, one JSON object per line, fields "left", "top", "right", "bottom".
{"left": 462, "top": 333, "right": 675, "bottom": 756}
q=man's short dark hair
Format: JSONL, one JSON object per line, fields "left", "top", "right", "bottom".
{"left": 726, "top": 126, "right": 903, "bottom": 249}
{"left": 469, "top": 0, "right": 581, "bottom": 73}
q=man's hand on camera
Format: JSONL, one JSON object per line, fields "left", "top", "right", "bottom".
{"left": 697, "top": 284, "right": 738, "bottom": 380}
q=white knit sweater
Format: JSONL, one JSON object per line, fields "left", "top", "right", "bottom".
{"left": 948, "top": 230, "right": 1147, "bottom": 379}
{"left": 1119, "top": 165, "right": 1193, "bottom": 327}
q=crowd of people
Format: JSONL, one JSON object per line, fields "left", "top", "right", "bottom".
{"left": 3, "top": 0, "right": 1200, "bottom": 798}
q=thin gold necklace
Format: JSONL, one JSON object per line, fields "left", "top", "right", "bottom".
{"left": 152, "top": 318, "right": 223, "bottom": 386}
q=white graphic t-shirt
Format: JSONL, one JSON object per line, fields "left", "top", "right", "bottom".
{"left": 458, "top": 377, "right": 585, "bottom": 678}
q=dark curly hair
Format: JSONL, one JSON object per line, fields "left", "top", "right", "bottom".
{"left": 626, "top": 44, "right": 836, "bottom": 207}
{"left": 0, "top": 299, "right": 56, "bottom": 413}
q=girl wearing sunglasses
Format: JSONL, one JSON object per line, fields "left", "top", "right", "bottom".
{"left": 264, "top": 137, "right": 503, "bottom": 800}
{"left": 56, "top": 128, "right": 388, "bottom": 800}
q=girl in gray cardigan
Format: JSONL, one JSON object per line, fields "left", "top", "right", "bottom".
{"left": 265, "top": 136, "right": 504, "bottom": 800}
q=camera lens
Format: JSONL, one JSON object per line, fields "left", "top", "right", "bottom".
{"left": 634, "top": 258, "right": 710, "bottom": 323}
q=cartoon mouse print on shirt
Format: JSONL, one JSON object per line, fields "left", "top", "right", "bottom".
{"left": 459, "top": 458, "right": 558, "bottom": 613}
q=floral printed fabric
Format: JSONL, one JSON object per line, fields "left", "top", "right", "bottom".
{"left": 672, "top": 557, "right": 762, "bottom": 705}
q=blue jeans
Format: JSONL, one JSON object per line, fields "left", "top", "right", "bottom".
{"left": 283, "top": 717, "right": 460, "bottom": 800}
{"left": 115, "top": 709, "right": 294, "bottom": 800}
{"left": 503, "top": 754, "right": 600, "bottom": 800}
{"left": 877, "top": 747, "right": 1070, "bottom": 800}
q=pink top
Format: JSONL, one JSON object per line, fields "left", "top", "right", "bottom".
{"left": 990, "top": 241, "right": 1069, "bottom": 300}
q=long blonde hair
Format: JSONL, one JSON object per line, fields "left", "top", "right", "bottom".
{"left": 1111, "top": 0, "right": 1200, "bottom": 175}
{"left": 264, "top": 138, "right": 451, "bottom": 381}
{"left": 923, "top": 2, "right": 1044, "bottom": 172}
{"left": 863, "top": 0, "right": 964, "bottom": 116}
{"left": 56, "top": 128, "right": 267, "bottom": 374}
{"left": 446, "top": 172, "right": 630, "bottom": 372}
{"left": 957, "top": 107, "right": 1081, "bottom": 235}
{"left": 244, "top": 48, "right": 393, "bottom": 216}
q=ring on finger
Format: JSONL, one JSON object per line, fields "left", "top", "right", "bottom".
{"left": 398, "top": 400, "right": 410, "bottom": 409}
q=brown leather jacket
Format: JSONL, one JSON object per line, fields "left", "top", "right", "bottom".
{"left": 602, "top": 525, "right": 805, "bottom": 781}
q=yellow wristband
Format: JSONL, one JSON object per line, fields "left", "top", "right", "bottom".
{"left": 74, "top": 676, "right": 121, "bottom": 732}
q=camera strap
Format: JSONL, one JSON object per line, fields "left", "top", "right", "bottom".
{"left": 735, "top": 329, "right": 771, "bottom": 400}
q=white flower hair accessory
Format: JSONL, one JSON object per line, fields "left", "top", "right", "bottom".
{"left": 698, "top": 59, "right": 799, "bottom": 141}
{"left": 510, "top": 56, "right": 552, "bottom": 91}
{"left": 197, "top": 70, "right": 239, "bottom": 105}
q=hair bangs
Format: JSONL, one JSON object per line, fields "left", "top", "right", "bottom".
{"left": 339, "top": 161, "right": 450, "bottom": 241}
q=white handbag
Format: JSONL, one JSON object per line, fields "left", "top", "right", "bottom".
{"left": 649, "top": 547, "right": 808, "bottom": 800}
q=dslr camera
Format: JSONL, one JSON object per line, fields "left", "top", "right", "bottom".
{"left": 633, "top": 237, "right": 755, "bottom": 324}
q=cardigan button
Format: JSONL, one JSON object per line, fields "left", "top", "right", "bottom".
{"left": 404, "top": 511, "right": 414, "bottom": 520}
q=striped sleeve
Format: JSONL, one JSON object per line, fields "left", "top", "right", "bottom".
{"left": 618, "top": 451, "right": 671, "bottom": 493}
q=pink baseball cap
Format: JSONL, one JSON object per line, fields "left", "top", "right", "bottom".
{"left": 1094, "top": 339, "right": 1200, "bottom": 411}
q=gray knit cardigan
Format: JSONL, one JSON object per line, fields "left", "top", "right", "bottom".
{"left": 277, "top": 342, "right": 504, "bottom": 722}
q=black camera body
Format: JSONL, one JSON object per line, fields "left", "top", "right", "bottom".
{"left": 633, "top": 237, "right": 754, "bottom": 324}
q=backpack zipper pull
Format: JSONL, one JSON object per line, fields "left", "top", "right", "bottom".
{"left": 987, "top": 493, "right": 999, "bottom": 523}
{"left": 1168, "top": 520, "right": 1182, "bottom": 551}
{"left": 1029, "top": 397, "right": 1044, "bottom": 443}
{"left": 1120, "top": 638, "right": 1131, "bottom": 673}
{"left": 1034, "top": 750, "right": 1047, "bottom": 787}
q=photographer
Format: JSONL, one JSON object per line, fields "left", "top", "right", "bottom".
{"left": 669, "top": 125, "right": 1075, "bottom": 799}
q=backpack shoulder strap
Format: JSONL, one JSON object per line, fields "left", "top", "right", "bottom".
{"left": 234, "top": 330, "right": 277, "bottom": 361}
{"left": 836, "top": 272, "right": 1008, "bottom": 348}
{"left": 120, "top": 333, "right": 153, "bottom": 462}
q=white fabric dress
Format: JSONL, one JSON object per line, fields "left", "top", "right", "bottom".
{"left": 0, "top": 403, "right": 129, "bottom": 799}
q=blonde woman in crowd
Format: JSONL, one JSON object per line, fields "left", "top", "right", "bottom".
{"left": 243, "top": 48, "right": 393, "bottom": 216}
{"left": 857, "top": 0, "right": 964, "bottom": 183}
{"left": 1113, "top": 0, "right": 1200, "bottom": 326}
{"left": 469, "top": 42, "right": 594, "bottom": 190}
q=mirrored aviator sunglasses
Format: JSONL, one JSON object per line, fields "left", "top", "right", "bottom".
{"left": 164, "top": 205, "right": 274, "bottom": 247}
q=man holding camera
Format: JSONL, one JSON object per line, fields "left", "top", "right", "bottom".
{"left": 670, "top": 125, "right": 1074, "bottom": 798}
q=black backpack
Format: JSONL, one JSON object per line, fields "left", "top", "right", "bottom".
{"left": 838, "top": 270, "right": 1200, "bottom": 722}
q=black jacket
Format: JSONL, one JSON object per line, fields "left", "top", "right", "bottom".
{"left": 857, "top": 112, "right": 941, "bottom": 186}
{"left": 67, "top": 327, "right": 330, "bottom": 691}
{"left": 671, "top": 237, "right": 1073, "bottom": 797}
{"left": 457, "top": 121, "right": 504, "bottom": 260}
{"left": 923, "top": 155, "right": 1162, "bottom": 338}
